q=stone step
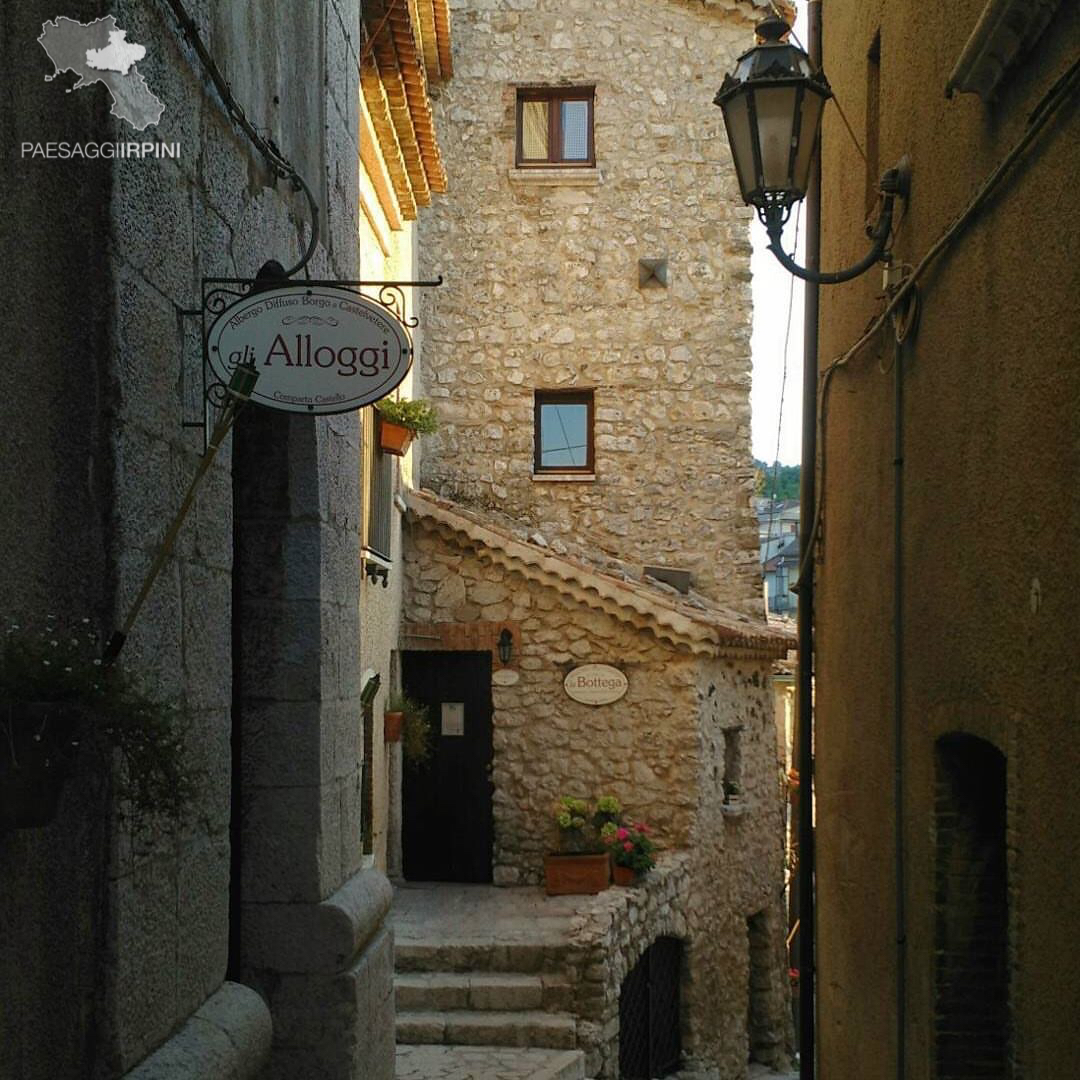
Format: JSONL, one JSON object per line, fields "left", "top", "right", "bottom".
{"left": 396, "top": 971, "right": 576, "bottom": 1013}
{"left": 394, "top": 939, "right": 579, "bottom": 975}
{"left": 396, "top": 1009, "right": 578, "bottom": 1050}
{"left": 395, "top": 1044, "right": 586, "bottom": 1080}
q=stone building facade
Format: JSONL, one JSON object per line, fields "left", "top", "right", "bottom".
{"left": 389, "top": 1, "right": 795, "bottom": 1075}
{"left": 812, "top": 2, "right": 1080, "bottom": 1078}
{"left": 400, "top": 493, "right": 792, "bottom": 1075}
{"left": 1, "top": 2, "right": 449, "bottom": 1078}
{"left": 416, "top": 0, "right": 777, "bottom": 612}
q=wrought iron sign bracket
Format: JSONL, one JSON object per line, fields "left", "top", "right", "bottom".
{"left": 189, "top": 275, "right": 443, "bottom": 450}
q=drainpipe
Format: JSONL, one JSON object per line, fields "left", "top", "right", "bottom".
{"left": 892, "top": 319, "right": 908, "bottom": 1080}
{"left": 797, "top": 4, "right": 822, "bottom": 1078}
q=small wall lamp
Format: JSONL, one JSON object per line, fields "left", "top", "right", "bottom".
{"left": 497, "top": 628, "right": 514, "bottom": 665}
{"left": 714, "top": 15, "right": 909, "bottom": 285}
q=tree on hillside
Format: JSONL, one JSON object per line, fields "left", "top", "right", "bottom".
{"left": 754, "top": 459, "right": 801, "bottom": 501}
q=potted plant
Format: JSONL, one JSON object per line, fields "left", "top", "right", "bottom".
{"left": 384, "top": 691, "right": 432, "bottom": 766}
{"left": 1, "top": 616, "right": 198, "bottom": 829}
{"left": 543, "top": 796, "right": 611, "bottom": 895}
{"left": 602, "top": 819, "right": 657, "bottom": 886}
{"left": 375, "top": 398, "right": 439, "bottom": 457}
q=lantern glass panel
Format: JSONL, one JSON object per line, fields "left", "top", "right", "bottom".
{"left": 720, "top": 90, "right": 757, "bottom": 201}
{"left": 792, "top": 88, "right": 827, "bottom": 196}
{"left": 752, "top": 85, "right": 799, "bottom": 192}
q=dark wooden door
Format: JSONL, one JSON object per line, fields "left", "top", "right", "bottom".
{"left": 402, "top": 650, "right": 494, "bottom": 882}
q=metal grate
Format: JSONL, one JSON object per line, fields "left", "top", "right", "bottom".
{"left": 619, "top": 937, "right": 682, "bottom": 1079}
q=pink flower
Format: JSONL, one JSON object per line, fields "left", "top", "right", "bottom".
{"left": 623, "top": 841, "right": 634, "bottom": 852}
{"left": 616, "top": 827, "right": 629, "bottom": 840}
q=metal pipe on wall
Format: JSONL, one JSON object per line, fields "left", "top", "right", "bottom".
{"left": 797, "top": 3, "right": 822, "bottom": 1077}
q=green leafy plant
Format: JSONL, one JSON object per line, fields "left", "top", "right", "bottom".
{"left": 375, "top": 398, "right": 439, "bottom": 435}
{"left": 593, "top": 794, "right": 622, "bottom": 829}
{"left": 553, "top": 795, "right": 606, "bottom": 854}
{"left": 387, "top": 691, "right": 432, "bottom": 766}
{"left": 1, "top": 616, "right": 199, "bottom": 823}
{"left": 601, "top": 819, "right": 657, "bottom": 875}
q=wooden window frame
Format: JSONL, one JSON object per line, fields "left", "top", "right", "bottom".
{"left": 515, "top": 87, "right": 595, "bottom": 167}
{"left": 533, "top": 389, "right": 595, "bottom": 474}
{"left": 364, "top": 408, "right": 394, "bottom": 561}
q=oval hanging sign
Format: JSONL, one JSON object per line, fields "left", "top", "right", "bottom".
{"left": 563, "top": 664, "right": 629, "bottom": 706}
{"left": 205, "top": 286, "right": 411, "bottom": 414}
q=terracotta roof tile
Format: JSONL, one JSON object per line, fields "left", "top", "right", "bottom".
{"left": 407, "top": 490, "right": 795, "bottom": 661}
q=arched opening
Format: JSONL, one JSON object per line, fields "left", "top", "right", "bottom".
{"left": 934, "top": 734, "right": 1010, "bottom": 1079}
{"left": 619, "top": 936, "right": 682, "bottom": 1079}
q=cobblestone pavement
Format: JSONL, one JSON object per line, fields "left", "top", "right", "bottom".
{"left": 395, "top": 1044, "right": 583, "bottom": 1079}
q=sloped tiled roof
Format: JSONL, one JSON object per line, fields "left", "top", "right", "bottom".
{"left": 361, "top": 0, "right": 449, "bottom": 221}
{"left": 407, "top": 490, "right": 795, "bottom": 661}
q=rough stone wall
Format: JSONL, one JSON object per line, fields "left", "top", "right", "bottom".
{"left": 687, "top": 659, "right": 792, "bottom": 1073}
{"left": 416, "top": 0, "right": 764, "bottom": 610}
{"left": 403, "top": 521, "right": 792, "bottom": 1076}
{"left": 564, "top": 854, "right": 693, "bottom": 1079}
{"left": 404, "top": 523, "right": 704, "bottom": 880}
{"left": 1, "top": 2, "right": 393, "bottom": 1078}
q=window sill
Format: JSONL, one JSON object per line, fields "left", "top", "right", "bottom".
{"left": 532, "top": 472, "right": 596, "bottom": 483}
{"left": 509, "top": 166, "right": 601, "bottom": 187}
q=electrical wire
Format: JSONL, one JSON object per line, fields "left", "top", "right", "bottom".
{"left": 796, "top": 54, "right": 1080, "bottom": 590}
{"left": 770, "top": 1, "right": 867, "bottom": 163}
{"left": 159, "top": 0, "right": 321, "bottom": 278}
{"left": 825, "top": 55, "right": 1080, "bottom": 380}
{"left": 763, "top": 203, "right": 802, "bottom": 554}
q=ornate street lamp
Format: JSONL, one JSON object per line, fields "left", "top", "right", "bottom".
{"left": 714, "top": 15, "right": 909, "bottom": 285}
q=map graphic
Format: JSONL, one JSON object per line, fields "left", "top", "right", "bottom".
{"left": 38, "top": 16, "right": 164, "bottom": 131}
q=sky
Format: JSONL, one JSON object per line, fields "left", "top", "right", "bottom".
{"left": 749, "top": 1, "right": 807, "bottom": 466}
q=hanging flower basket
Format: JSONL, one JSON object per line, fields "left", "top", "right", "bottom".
{"left": 378, "top": 418, "right": 413, "bottom": 457}
{"left": 0, "top": 702, "right": 83, "bottom": 829}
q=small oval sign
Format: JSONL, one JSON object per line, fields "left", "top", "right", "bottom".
{"left": 206, "top": 286, "right": 411, "bottom": 414}
{"left": 563, "top": 664, "right": 629, "bottom": 706}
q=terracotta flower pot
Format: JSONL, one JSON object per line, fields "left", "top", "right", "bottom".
{"left": 383, "top": 711, "right": 404, "bottom": 743}
{"left": 0, "top": 702, "right": 83, "bottom": 829}
{"left": 543, "top": 852, "right": 610, "bottom": 896}
{"left": 379, "top": 419, "right": 413, "bottom": 457}
{"left": 612, "top": 863, "right": 638, "bottom": 887}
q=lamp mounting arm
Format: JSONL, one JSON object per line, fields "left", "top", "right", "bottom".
{"left": 764, "top": 157, "right": 910, "bottom": 285}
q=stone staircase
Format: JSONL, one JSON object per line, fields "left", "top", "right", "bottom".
{"left": 392, "top": 885, "right": 589, "bottom": 1079}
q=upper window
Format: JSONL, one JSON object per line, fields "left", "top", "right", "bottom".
{"left": 534, "top": 390, "right": 594, "bottom": 473}
{"left": 516, "top": 88, "right": 595, "bottom": 166}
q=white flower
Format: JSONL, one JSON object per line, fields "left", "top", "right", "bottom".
{"left": 42, "top": 660, "right": 50, "bottom": 666}
{"left": 64, "top": 667, "right": 72, "bottom": 673}
{"left": 93, "top": 659, "right": 102, "bottom": 666}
